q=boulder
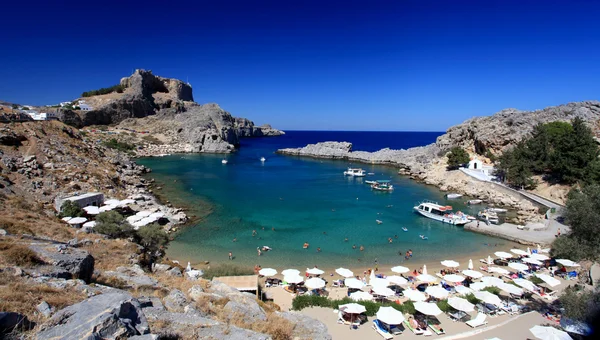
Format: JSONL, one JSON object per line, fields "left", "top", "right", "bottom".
{"left": 37, "top": 293, "right": 149, "bottom": 339}
{"left": 36, "top": 301, "right": 54, "bottom": 318}
{"left": 103, "top": 265, "right": 158, "bottom": 289}
{"left": 222, "top": 295, "right": 267, "bottom": 324}
{"left": 277, "top": 311, "right": 332, "bottom": 340}
{"left": 166, "top": 267, "right": 182, "bottom": 277}
{"left": 0, "top": 312, "right": 34, "bottom": 335}
{"left": 187, "top": 285, "right": 204, "bottom": 301}
{"left": 195, "top": 324, "right": 270, "bottom": 340}
{"left": 29, "top": 243, "right": 95, "bottom": 283}
{"left": 163, "top": 289, "right": 188, "bottom": 312}
{"left": 151, "top": 263, "right": 170, "bottom": 273}
{"left": 209, "top": 279, "right": 240, "bottom": 296}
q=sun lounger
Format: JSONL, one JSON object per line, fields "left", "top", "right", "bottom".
{"left": 389, "top": 324, "right": 403, "bottom": 335}
{"left": 428, "top": 322, "right": 445, "bottom": 335}
{"left": 373, "top": 320, "right": 394, "bottom": 339}
{"left": 466, "top": 313, "right": 488, "bottom": 328}
{"left": 403, "top": 320, "right": 424, "bottom": 335}
{"left": 448, "top": 310, "right": 468, "bottom": 321}
{"left": 338, "top": 311, "right": 361, "bottom": 326}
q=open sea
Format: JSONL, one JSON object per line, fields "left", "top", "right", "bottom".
{"left": 137, "top": 131, "right": 510, "bottom": 269}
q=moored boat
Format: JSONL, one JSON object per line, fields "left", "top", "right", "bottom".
{"left": 371, "top": 180, "right": 394, "bottom": 191}
{"left": 260, "top": 157, "right": 266, "bottom": 162}
{"left": 446, "top": 193, "right": 463, "bottom": 199}
{"left": 477, "top": 210, "right": 499, "bottom": 224}
{"left": 488, "top": 207, "right": 507, "bottom": 213}
{"left": 221, "top": 159, "right": 228, "bottom": 164}
{"left": 468, "top": 199, "right": 483, "bottom": 205}
{"left": 413, "top": 200, "right": 469, "bottom": 226}
{"left": 365, "top": 180, "right": 377, "bottom": 185}
{"left": 402, "top": 227, "right": 408, "bottom": 232}
{"left": 343, "top": 168, "right": 366, "bottom": 177}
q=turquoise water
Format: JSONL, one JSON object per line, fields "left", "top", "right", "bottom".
{"left": 137, "top": 132, "right": 510, "bottom": 269}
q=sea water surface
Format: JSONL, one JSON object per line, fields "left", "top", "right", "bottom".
{"left": 138, "top": 131, "right": 509, "bottom": 269}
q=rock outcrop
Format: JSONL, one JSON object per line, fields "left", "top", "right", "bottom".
{"left": 28, "top": 242, "right": 95, "bottom": 283}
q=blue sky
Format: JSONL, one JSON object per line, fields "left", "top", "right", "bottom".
{"left": 1, "top": 0, "right": 599, "bottom": 131}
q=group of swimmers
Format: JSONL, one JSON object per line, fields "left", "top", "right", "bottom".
{"left": 402, "top": 249, "right": 413, "bottom": 260}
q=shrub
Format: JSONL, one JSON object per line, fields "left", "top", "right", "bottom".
{"left": 436, "top": 299, "right": 451, "bottom": 312}
{"left": 81, "top": 84, "right": 126, "bottom": 97}
{"left": 202, "top": 264, "right": 255, "bottom": 280}
{"left": 291, "top": 295, "right": 415, "bottom": 316}
{"left": 60, "top": 200, "right": 85, "bottom": 218}
{"left": 482, "top": 286, "right": 501, "bottom": 295}
{"left": 446, "top": 147, "right": 470, "bottom": 169}
{"left": 559, "top": 285, "right": 600, "bottom": 323}
{"left": 465, "top": 293, "right": 481, "bottom": 305}
{"left": 103, "top": 138, "right": 135, "bottom": 153}
{"left": 94, "top": 211, "right": 133, "bottom": 238}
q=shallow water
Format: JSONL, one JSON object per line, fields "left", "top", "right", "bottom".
{"left": 138, "top": 131, "right": 511, "bottom": 269}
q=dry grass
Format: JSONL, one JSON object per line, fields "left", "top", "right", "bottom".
{"left": 0, "top": 272, "right": 87, "bottom": 324}
{"left": 0, "top": 198, "right": 74, "bottom": 241}
{"left": 229, "top": 313, "right": 294, "bottom": 340}
{"left": 0, "top": 242, "right": 43, "bottom": 267}
{"left": 83, "top": 239, "right": 139, "bottom": 271}
{"left": 91, "top": 273, "right": 128, "bottom": 289}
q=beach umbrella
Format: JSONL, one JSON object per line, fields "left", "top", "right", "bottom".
{"left": 67, "top": 217, "right": 87, "bottom": 225}
{"left": 259, "top": 268, "right": 277, "bottom": 277}
{"left": 118, "top": 199, "right": 136, "bottom": 206}
{"left": 83, "top": 206, "right": 100, "bottom": 215}
{"left": 454, "top": 285, "right": 474, "bottom": 296}
{"left": 306, "top": 268, "right": 325, "bottom": 275}
{"left": 61, "top": 216, "right": 72, "bottom": 222}
{"left": 511, "top": 249, "right": 529, "bottom": 256}
{"left": 136, "top": 210, "right": 153, "bottom": 217}
{"left": 448, "top": 297, "right": 475, "bottom": 313}
{"left": 350, "top": 291, "right": 373, "bottom": 301}
{"left": 474, "top": 291, "right": 502, "bottom": 306}
{"left": 386, "top": 275, "right": 408, "bottom": 286}
{"left": 462, "top": 270, "right": 484, "bottom": 279}
{"left": 305, "top": 277, "right": 326, "bottom": 289}
{"left": 414, "top": 302, "right": 442, "bottom": 316}
{"left": 527, "top": 247, "right": 532, "bottom": 254}
{"left": 82, "top": 221, "right": 96, "bottom": 228}
{"left": 391, "top": 265, "right": 409, "bottom": 274}
{"left": 282, "top": 269, "right": 300, "bottom": 276}
{"left": 339, "top": 303, "right": 367, "bottom": 314}
{"left": 372, "top": 285, "right": 395, "bottom": 297}
{"left": 496, "top": 282, "right": 524, "bottom": 296}
{"left": 345, "top": 278, "right": 365, "bottom": 289}
{"left": 284, "top": 274, "right": 304, "bottom": 284}
{"left": 481, "top": 276, "right": 504, "bottom": 285}
{"left": 370, "top": 277, "right": 390, "bottom": 288}
{"left": 403, "top": 289, "right": 427, "bottom": 302}
{"left": 443, "top": 274, "right": 465, "bottom": 283}
{"left": 126, "top": 215, "right": 143, "bottom": 223}
{"left": 99, "top": 205, "right": 118, "bottom": 212}
{"left": 470, "top": 282, "right": 489, "bottom": 291}
{"left": 529, "top": 253, "right": 550, "bottom": 261}
{"left": 495, "top": 251, "right": 513, "bottom": 259}
{"left": 508, "top": 262, "right": 529, "bottom": 272}
{"left": 104, "top": 199, "right": 121, "bottom": 206}
{"left": 335, "top": 268, "right": 354, "bottom": 278}
{"left": 522, "top": 257, "right": 543, "bottom": 265}
{"left": 416, "top": 274, "right": 437, "bottom": 283}
{"left": 468, "top": 259, "right": 474, "bottom": 270}
{"left": 425, "top": 285, "right": 449, "bottom": 299}
{"left": 556, "top": 259, "right": 580, "bottom": 267}
{"left": 487, "top": 255, "right": 493, "bottom": 265}
{"left": 376, "top": 306, "right": 405, "bottom": 325}
{"left": 149, "top": 212, "right": 165, "bottom": 219}
{"left": 423, "top": 264, "right": 429, "bottom": 275}
{"left": 530, "top": 325, "right": 573, "bottom": 340}
{"left": 514, "top": 278, "right": 538, "bottom": 292}
{"left": 488, "top": 267, "right": 510, "bottom": 275}
{"left": 441, "top": 260, "right": 460, "bottom": 268}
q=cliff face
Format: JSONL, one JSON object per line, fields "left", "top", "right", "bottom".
{"left": 435, "top": 101, "right": 600, "bottom": 155}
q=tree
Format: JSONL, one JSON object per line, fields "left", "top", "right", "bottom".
{"left": 135, "top": 224, "right": 169, "bottom": 268}
{"left": 94, "top": 211, "right": 133, "bottom": 238}
{"left": 446, "top": 147, "right": 470, "bottom": 169}
{"left": 59, "top": 200, "right": 84, "bottom": 218}
{"left": 559, "top": 285, "right": 600, "bottom": 324}
{"left": 495, "top": 142, "right": 537, "bottom": 189}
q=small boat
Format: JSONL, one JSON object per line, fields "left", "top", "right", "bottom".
{"left": 376, "top": 219, "right": 383, "bottom": 224}
{"left": 344, "top": 168, "right": 366, "bottom": 177}
{"left": 221, "top": 159, "right": 228, "bottom": 164}
{"left": 446, "top": 193, "right": 463, "bottom": 199}
{"left": 365, "top": 180, "right": 377, "bottom": 185}
{"left": 488, "top": 207, "right": 507, "bottom": 213}
{"left": 371, "top": 180, "right": 394, "bottom": 191}
{"left": 468, "top": 199, "right": 483, "bottom": 205}
{"left": 260, "top": 157, "right": 266, "bottom": 162}
{"left": 367, "top": 172, "right": 375, "bottom": 175}
{"left": 419, "top": 235, "right": 428, "bottom": 240}
{"left": 467, "top": 215, "right": 477, "bottom": 220}
{"left": 402, "top": 227, "right": 408, "bottom": 232}
{"left": 413, "top": 200, "right": 470, "bottom": 226}
{"left": 477, "top": 210, "right": 499, "bottom": 224}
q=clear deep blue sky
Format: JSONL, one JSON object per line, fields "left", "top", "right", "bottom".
{"left": 2, "top": 0, "right": 599, "bottom": 131}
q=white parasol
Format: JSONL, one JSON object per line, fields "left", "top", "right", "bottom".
{"left": 441, "top": 260, "right": 460, "bottom": 268}
{"left": 470, "top": 282, "right": 489, "bottom": 291}
{"left": 306, "top": 268, "right": 325, "bottom": 275}
{"left": 514, "top": 278, "right": 538, "bottom": 291}
{"left": 135, "top": 210, "right": 153, "bottom": 217}
{"left": 448, "top": 297, "right": 475, "bottom": 312}
{"left": 488, "top": 266, "right": 510, "bottom": 275}
{"left": 376, "top": 306, "right": 405, "bottom": 325}
{"left": 282, "top": 269, "right": 300, "bottom": 276}
{"left": 305, "top": 277, "right": 326, "bottom": 289}
{"left": 495, "top": 251, "right": 513, "bottom": 259}
{"left": 403, "top": 289, "right": 427, "bottom": 302}
{"left": 444, "top": 274, "right": 465, "bottom": 283}
{"left": 61, "top": 216, "right": 72, "bottom": 222}
{"left": 529, "top": 253, "right": 550, "bottom": 261}
{"left": 370, "top": 277, "right": 390, "bottom": 288}
{"left": 259, "top": 268, "right": 277, "bottom": 277}
{"left": 511, "top": 249, "right": 529, "bottom": 256}
{"left": 350, "top": 291, "right": 373, "bottom": 301}
{"left": 454, "top": 285, "right": 474, "bottom": 296}
{"left": 339, "top": 303, "right": 367, "bottom": 314}
{"left": 391, "top": 265, "right": 410, "bottom": 274}
{"left": 118, "top": 199, "right": 136, "bottom": 206}
{"left": 335, "top": 268, "right": 354, "bottom": 278}
{"left": 508, "top": 262, "right": 529, "bottom": 272}
{"left": 386, "top": 275, "right": 408, "bottom": 286}
{"left": 99, "top": 205, "right": 118, "bottom": 212}
{"left": 487, "top": 255, "right": 493, "bottom": 264}
{"left": 530, "top": 325, "right": 573, "bottom": 340}
{"left": 481, "top": 276, "right": 504, "bottom": 286}
{"left": 423, "top": 264, "right": 429, "bottom": 275}
{"left": 103, "top": 199, "right": 121, "bottom": 206}
{"left": 522, "top": 257, "right": 543, "bottom": 265}
{"left": 468, "top": 259, "right": 474, "bottom": 270}
{"left": 462, "top": 270, "right": 484, "bottom": 279}
{"left": 83, "top": 206, "right": 100, "bottom": 215}
{"left": 414, "top": 302, "right": 442, "bottom": 316}
{"left": 67, "top": 217, "right": 87, "bottom": 225}
{"left": 82, "top": 221, "right": 96, "bottom": 228}
{"left": 496, "top": 282, "right": 524, "bottom": 296}
{"left": 284, "top": 274, "right": 304, "bottom": 284}
{"left": 556, "top": 259, "right": 580, "bottom": 267}
{"left": 345, "top": 278, "right": 366, "bottom": 289}
{"left": 149, "top": 212, "right": 165, "bottom": 219}
{"left": 417, "top": 274, "right": 437, "bottom": 283}
{"left": 372, "top": 285, "right": 395, "bottom": 297}
{"left": 425, "top": 285, "right": 449, "bottom": 299}
{"left": 474, "top": 291, "right": 502, "bottom": 306}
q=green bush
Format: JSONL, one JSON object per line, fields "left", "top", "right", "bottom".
{"left": 291, "top": 295, "right": 415, "bottom": 316}
{"left": 559, "top": 286, "right": 600, "bottom": 323}
{"left": 82, "top": 84, "right": 126, "bottom": 97}
{"left": 482, "top": 286, "right": 501, "bottom": 295}
{"left": 59, "top": 200, "right": 85, "bottom": 218}
{"left": 103, "top": 138, "right": 135, "bottom": 153}
{"left": 529, "top": 276, "right": 544, "bottom": 285}
{"left": 202, "top": 264, "right": 255, "bottom": 280}
{"left": 94, "top": 211, "right": 133, "bottom": 238}
{"left": 436, "top": 299, "right": 451, "bottom": 312}
{"left": 446, "top": 147, "right": 470, "bottom": 169}
{"left": 464, "top": 293, "right": 481, "bottom": 305}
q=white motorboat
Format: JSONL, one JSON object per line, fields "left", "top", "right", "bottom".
{"left": 488, "top": 207, "right": 507, "bottom": 213}
{"left": 221, "top": 159, "right": 228, "bottom": 164}
{"left": 413, "top": 200, "right": 470, "bottom": 226}
{"left": 343, "top": 168, "right": 366, "bottom": 177}
{"left": 260, "top": 157, "right": 266, "bottom": 162}
{"left": 371, "top": 180, "right": 394, "bottom": 191}
{"left": 478, "top": 210, "right": 499, "bottom": 224}
{"left": 446, "top": 193, "right": 463, "bottom": 199}
{"left": 468, "top": 199, "right": 483, "bottom": 205}
{"left": 365, "top": 180, "right": 377, "bottom": 185}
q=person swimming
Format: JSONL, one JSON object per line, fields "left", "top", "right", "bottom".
{"left": 303, "top": 242, "right": 309, "bottom": 249}
{"left": 252, "top": 230, "right": 257, "bottom": 237}
{"left": 359, "top": 245, "right": 365, "bottom": 251}
{"left": 344, "top": 237, "right": 349, "bottom": 242}
{"left": 317, "top": 247, "right": 321, "bottom": 252}
{"left": 352, "top": 244, "right": 357, "bottom": 249}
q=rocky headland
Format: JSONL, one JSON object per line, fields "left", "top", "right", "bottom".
{"left": 277, "top": 101, "right": 600, "bottom": 223}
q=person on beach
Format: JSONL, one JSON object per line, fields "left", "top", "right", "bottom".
{"left": 477, "top": 221, "right": 480, "bottom": 228}
{"left": 254, "top": 264, "right": 259, "bottom": 274}
{"left": 228, "top": 251, "right": 233, "bottom": 260}
{"left": 257, "top": 247, "right": 262, "bottom": 256}
{"left": 409, "top": 249, "right": 413, "bottom": 258}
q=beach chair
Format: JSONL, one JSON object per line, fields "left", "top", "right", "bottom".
{"left": 389, "top": 323, "right": 403, "bottom": 335}
{"left": 466, "top": 313, "right": 488, "bottom": 328}
{"left": 372, "top": 320, "right": 394, "bottom": 339}
{"left": 428, "top": 322, "right": 445, "bottom": 335}
{"left": 403, "top": 320, "right": 424, "bottom": 335}
{"left": 448, "top": 310, "right": 468, "bottom": 322}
